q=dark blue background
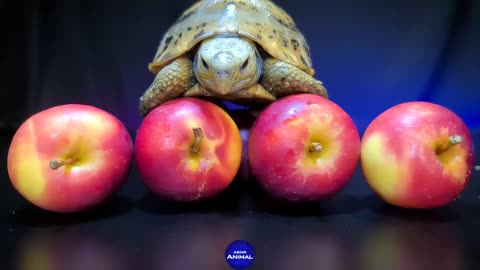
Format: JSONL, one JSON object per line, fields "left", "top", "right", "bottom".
{"left": 2, "top": 0, "right": 479, "bottom": 132}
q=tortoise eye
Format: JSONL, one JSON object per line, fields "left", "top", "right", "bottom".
{"left": 240, "top": 58, "right": 249, "bottom": 71}
{"left": 202, "top": 58, "right": 209, "bottom": 69}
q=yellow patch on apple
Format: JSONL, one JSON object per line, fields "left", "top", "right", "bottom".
{"left": 186, "top": 156, "right": 201, "bottom": 171}
{"left": 434, "top": 135, "right": 469, "bottom": 184}
{"left": 298, "top": 116, "right": 343, "bottom": 172}
{"left": 361, "top": 133, "right": 407, "bottom": 199}
{"left": 9, "top": 121, "right": 46, "bottom": 201}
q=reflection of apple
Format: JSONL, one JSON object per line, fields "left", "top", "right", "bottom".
{"left": 247, "top": 222, "right": 351, "bottom": 270}
{"left": 359, "top": 222, "right": 463, "bottom": 270}
{"left": 275, "top": 235, "right": 350, "bottom": 270}
{"left": 16, "top": 230, "right": 128, "bottom": 270}
{"left": 361, "top": 101, "right": 475, "bottom": 208}
{"left": 248, "top": 94, "right": 361, "bottom": 202}
{"left": 135, "top": 97, "right": 242, "bottom": 202}
{"left": 7, "top": 104, "right": 133, "bottom": 212}
{"left": 145, "top": 217, "right": 240, "bottom": 269}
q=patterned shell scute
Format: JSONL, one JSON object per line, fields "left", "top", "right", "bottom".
{"left": 149, "top": 0, "right": 314, "bottom": 76}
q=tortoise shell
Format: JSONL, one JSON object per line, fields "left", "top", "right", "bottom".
{"left": 148, "top": 0, "right": 315, "bottom": 76}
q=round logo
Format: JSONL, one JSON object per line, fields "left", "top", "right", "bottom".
{"left": 225, "top": 240, "right": 255, "bottom": 269}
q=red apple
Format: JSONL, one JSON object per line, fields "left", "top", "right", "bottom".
{"left": 248, "top": 94, "right": 361, "bottom": 202}
{"left": 7, "top": 104, "right": 134, "bottom": 213}
{"left": 360, "top": 101, "right": 475, "bottom": 209}
{"left": 134, "top": 97, "right": 242, "bottom": 202}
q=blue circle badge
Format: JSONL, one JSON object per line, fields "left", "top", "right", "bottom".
{"left": 225, "top": 240, "right": 255, "bottom": 269}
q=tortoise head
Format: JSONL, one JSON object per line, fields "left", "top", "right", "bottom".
{"left": 194, "top": 36, "right": 262, "bottom": 96}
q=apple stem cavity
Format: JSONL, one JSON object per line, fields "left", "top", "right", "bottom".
{"left": 49, "top": 158, "right": 77, "bottom": 170}
{"left": 190, "top": 127, "right": 204, "bottom": 155}
{"left": 309, "top": 142, "right": 323, "bottom": 153}
{"left": 436, "top": 135, "right": 463, "bottom": 155}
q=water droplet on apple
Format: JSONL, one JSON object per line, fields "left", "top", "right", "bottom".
{"left": 274, "top": 164, "right": 283, "bottom": 176}
{"left": 163, "top": 124, "right": 171, "bottom": 132}
{"left": 285, "top": 149, "right": 296, "bottom": 162}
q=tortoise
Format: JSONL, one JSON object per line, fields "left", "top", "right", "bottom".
{"left": 139, "top": 0, "right": 328, "bottom": 117}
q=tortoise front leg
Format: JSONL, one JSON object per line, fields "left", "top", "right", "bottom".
{"left": 185, "top": 82, "right": 276, "bottom": 102}
{"left": 139, "top": 57, "right": 196, "bottom": 117}
{"left": 184, "top": 83, "right": 275, "bottom": 118}
{"left": 260, "top": 57, "right": 328, "bottom": 98}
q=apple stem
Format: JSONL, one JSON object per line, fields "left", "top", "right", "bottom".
{"left": 49, "top": 158, "right": 77, "bottom": 170}
{"left": 309, "top": 142, "right": 323, "bottom": 153}
{"left": 436, "top": 135, "right": 463, "bottom": 155}
{"left": 190, "top": 127, "right": 204, "bottom": 155}
{"left": 449, "top": 135, "right": 462, "bottom": 145}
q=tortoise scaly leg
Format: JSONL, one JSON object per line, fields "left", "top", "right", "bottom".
{"left": 185, "top": 83, "right": 276, "bottom": 102}
{"left": 184, "top": 84, "right": 210, "bottom": 97}
{"left": 185, "top": 82, "right": 275, "bottom": 118}
{"left": 260, "top": 57, "right": 328, "bottom": 98}
{"left": 233, "top": 83, "right": 277, "bottom": 101}
{"left": 139, "top": 57, "right": 196, "bottom": 117}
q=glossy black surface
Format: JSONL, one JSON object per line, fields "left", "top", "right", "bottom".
{"left": 1, "top": 129, "right": 479, "bottom": 270}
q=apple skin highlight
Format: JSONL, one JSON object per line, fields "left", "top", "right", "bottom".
{"left": 361, "top": 101, "right": 475, "bottom": 209}
{"left": 7, "top": 104, "right": 134, "bottom": 213}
